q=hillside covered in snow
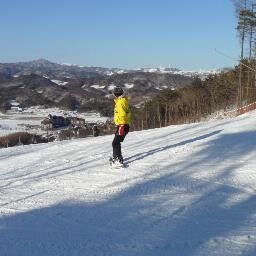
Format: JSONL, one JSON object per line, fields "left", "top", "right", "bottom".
{"left": 0, "top": 110, "right": 256, "bottom": 255}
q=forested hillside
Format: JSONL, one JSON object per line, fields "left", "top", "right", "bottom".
{"left": 131, "top": 64, "right": 256, "bottom": 130}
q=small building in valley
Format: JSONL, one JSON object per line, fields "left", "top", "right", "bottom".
{"left": 68, "top": 117, "right": 86, "bottom": 127}
{"left": 41, "top": 118, "right": 53, "bottom": 130}
{"left": 4, "top": 100, "right": 23, "bottom": 112}
{"left": 41, "top": 115, "right": 86, "bottom": 131}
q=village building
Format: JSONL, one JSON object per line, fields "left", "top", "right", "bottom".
{"left": 41, "top": 118, "right": 53, "bottom": 130}
{"left": 41, "top": 115, "right": 86, "bottom": 131}
{"left": 68, "top": 117, "right": 86, "bottom": 127}
{"left": 48, "top": 114, "right": 70, "bottom": 128}
{"left": 4, "top": 100, "right": 23, "bottom": 112}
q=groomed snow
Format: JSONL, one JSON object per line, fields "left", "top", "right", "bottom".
{"left": 0, "top": 111, "right": 256, "bottom": 255}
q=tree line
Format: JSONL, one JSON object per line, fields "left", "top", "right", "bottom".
{"left": 131, "top": 66, "right": 256, "bottom": 131}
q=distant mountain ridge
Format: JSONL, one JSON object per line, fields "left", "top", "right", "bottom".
{"left": 0, "top": 59, "right": 112, "bottom": 79}
{"left": 0, "top": 59, "right": 221, "bottom": 80}
{"left": 0, "top": 59, "right": 219, "bottom": 114}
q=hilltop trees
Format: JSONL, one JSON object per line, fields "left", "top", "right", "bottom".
{"left": 234, "top": 0, "right": 256, "bottom": 59}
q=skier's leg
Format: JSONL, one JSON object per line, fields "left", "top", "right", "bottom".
{"left": 112, "top": 135, "right": 122, "bottom": 160}
{"left": 112, "top": 124, "right": 129, "bottom": 163}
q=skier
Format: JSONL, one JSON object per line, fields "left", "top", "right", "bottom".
{"left": 110, "top": 86, "right": 131, "bottom": 167}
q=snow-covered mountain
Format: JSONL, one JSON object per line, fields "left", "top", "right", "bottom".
{"left": 0, "top": 61, "right": 194, "bottom": 109}
{"left": 59, "top": 61, "right": 222, "bottom": 79}
{"left": 0, "top": 59, "right": 224, "bottom": 110}
{"left": 139, "top": 67, "right": 222, "bottom": 79}
{"left": 1, "top": 110, "right": 256, "bottom": 255}
{"left": 0, "top": 59, "right": 221, "bottom": 80}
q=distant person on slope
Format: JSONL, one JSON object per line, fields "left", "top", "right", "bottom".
{"left": 111, "top": 86, "right": 131, "bottom": 166}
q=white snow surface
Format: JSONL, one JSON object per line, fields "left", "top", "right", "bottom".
{"left": 108, "top": 84, "right": 116, "bottom": 91}
{"left": 51, "top": 79, "right": 69, "bottom": 86}
{"left": 90, "top": 84, "right": 106, "bottom": 89}
{"left": 124, "top": 83, "right": 135, "bottom": 89}
{"left": 1, "top": 111, "right": 256, "bottom": 255}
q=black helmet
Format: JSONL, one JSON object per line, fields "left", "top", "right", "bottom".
{"left": 113, "top": 86, "right": 124, "bottom": 97}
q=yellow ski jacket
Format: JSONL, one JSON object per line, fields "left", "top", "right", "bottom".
{"left": 114, "top": 96, "right": 131, "bottom": 125}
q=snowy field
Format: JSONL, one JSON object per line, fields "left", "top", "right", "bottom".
{"left": 0, "top": 107, "right": 109, "bottom": 136}
{"left": 0, "top": 110, "right": 256, "bottom": 255}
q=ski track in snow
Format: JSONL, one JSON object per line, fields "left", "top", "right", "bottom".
{"left": 0, "top": 111, "right": 256, "bottom": 255}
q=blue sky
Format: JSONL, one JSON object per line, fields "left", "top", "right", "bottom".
{"left": 0, "top": 0, "right": 239, "bottom": 70}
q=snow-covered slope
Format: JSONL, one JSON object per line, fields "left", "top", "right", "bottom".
{"left": 0, "top": 111, "right": 256, "bottom": 255}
